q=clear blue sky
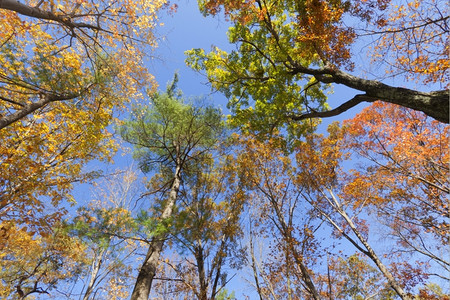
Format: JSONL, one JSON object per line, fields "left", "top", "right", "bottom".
{"left": 151, "top": 0, "right": 231, "bottom": 104}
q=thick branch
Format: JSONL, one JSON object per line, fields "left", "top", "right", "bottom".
{"left": 287, "top": 65, "right": 449, "bottom": 123}
{"left": 0, "top": 0, "right": 101, "bottom": 30}
{"left": 0, "top": 92, "right": 80, "bottom": 130}
{"left": 319, "top": 70, "right": 449, "bottom": 123}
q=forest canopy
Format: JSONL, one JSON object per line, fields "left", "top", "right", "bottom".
{"left": 186, "top": 0, "right": 449, "bottom": 131}
{"left": 0, "top": 0, "right": 449, "bottom": 299}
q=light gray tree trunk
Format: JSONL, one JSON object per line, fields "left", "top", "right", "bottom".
{"left": 82, "top": 247, "right": 107, "bottom": 300}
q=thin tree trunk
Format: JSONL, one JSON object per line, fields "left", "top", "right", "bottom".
{"left": 323, "top": 189, "right": 411, "bottom": 300}
{"left": 82, "top": 247, "right": 106, "bottom": 300}
{"left": 130, "top": 163, "right": 182, "bottom": 300}
{"left": 339, "top": 207, "right": 411, "bottom": 300}
{"left": 248, "top": 222, "right": 264, "bottom": 300}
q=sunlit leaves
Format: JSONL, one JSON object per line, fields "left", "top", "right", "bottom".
{"left": 0, "top": 223, "right": 87, "bottom": 298}
{"left": 368, "top": 0, "right": 449, "bottom": 86}
{"left": 188, "top": 0, "right": 449, "bottom": 127}
{"left": 0, "top": 1, "right": 167, "bottom": 297}
{"left": 342, "top": 102, "right": 449, "bottom": 245}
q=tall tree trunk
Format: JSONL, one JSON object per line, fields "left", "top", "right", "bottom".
{"left": 194, "top": 244, "right": 208, "bottom": 300}
{"left": 130, "top": 163, "right": 182, "bottom": 300}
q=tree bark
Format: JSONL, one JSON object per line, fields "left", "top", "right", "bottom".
{"left": 83, "top": 247, "right": 106, "bottom": 300}
{"left": 331, "top": 70, "right": 448, "bottom": 123}
{"left": 0, "top": 92, "right": 80, "bottom": 130}
{"left": 291, "top": 67, "right": 449, "bottom": 123}
{"left": 130, "top": 163, "right": 182, "bottom": 300}
{"left": 0, "top": 0, "right": 100, "bottom": 29}
{"left": 194, "top": 244, "right": 208, "bottom": 300}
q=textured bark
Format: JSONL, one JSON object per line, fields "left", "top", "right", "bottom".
{"left": 290, "top": 67, "right": 449, "bottom": 123}
{"left": 0, "top": 92, "right": 80, "bottom": 130}
{"left": 130, "top": 163, "right": 182, "bottom": 300}
{"left": 0, "top": 0, "right": 100, "bottom": 29}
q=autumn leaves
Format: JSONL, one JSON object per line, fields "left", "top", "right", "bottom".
{"left": 0, "top": 0, "right": 449, "bottom": 299}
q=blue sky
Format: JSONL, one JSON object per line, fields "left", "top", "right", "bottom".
{"left": 150, "top": 0, "right": 231, "bottom": 105}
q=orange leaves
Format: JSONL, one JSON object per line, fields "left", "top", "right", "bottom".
{"left": 199, "top": 0, "right": 357, "bottom": 67}
{"left": 343, "top": 101, "right": 449, "bottom": 202}
{"left": 369, "top": 0, "right": 449, "bottom": 86}
{"left": 295, "top": 0, "right": 355, "bottom": 67}
{"left": 294, "top": 123, "right": 345, "bottom": 191}
{"left": 342, "top": 101, "right": 449, "bottom": 198}
{"left": 200, "top": 0, "right": 257, "bottom": 23}
{"left": 339, "top": 102, "right": 449, "bottom": 274}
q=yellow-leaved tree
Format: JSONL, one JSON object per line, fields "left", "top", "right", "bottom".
{"left": 0, "top": 0, "right": 170, "bottom": 297}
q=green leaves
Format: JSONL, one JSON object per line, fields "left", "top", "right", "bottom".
{"left": 119, "top": 76, "right": 224, "bottom": 174}
{"left": 185, "top": 8, "right": 330, "bottom": 138}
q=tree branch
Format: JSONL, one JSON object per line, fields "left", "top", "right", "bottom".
{"left": 0, "top": 92, "right": 81, "bottom": 130}
{"left": 0, "top": 0, "right": 101, "bottom": 30}
{"left": 288, "top": 94, "right": 375, "bottom": 121}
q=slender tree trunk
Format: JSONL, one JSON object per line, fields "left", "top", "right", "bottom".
{"left": 324, "top": 190, "right": 411, "bottom": 300}
{"left": 130, "top": 163, "right": 182, "bottom": 300}
{"left": 248, "top": 223, "right": 264, "bottom": 300}
{"left": 339, "top": 208, "right": 411, "bottom": 300}
{"left": 83, "top": 247, "right": 106, "bottom": 300}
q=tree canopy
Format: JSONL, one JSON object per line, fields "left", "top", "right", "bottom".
{"left": 1, "top": 1, "right": 449, "bottom": 299}
{"left": 120, "top": 77, "right": 225, "bottom": 300}
{"left": 0, "top": 0, "right": 168, "bottom": 297}
{"left": 186, "top": 0, "right": 449, "bottom": 133}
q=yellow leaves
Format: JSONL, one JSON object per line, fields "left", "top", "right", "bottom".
{"left": 63, "top": 51, "right": 82, "bottom": 71}
{"left": 0, "top": 0, "right": 169, "bottom": 296}
{"left": 0, "top": 222, "right": 87, "bottom": 298}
